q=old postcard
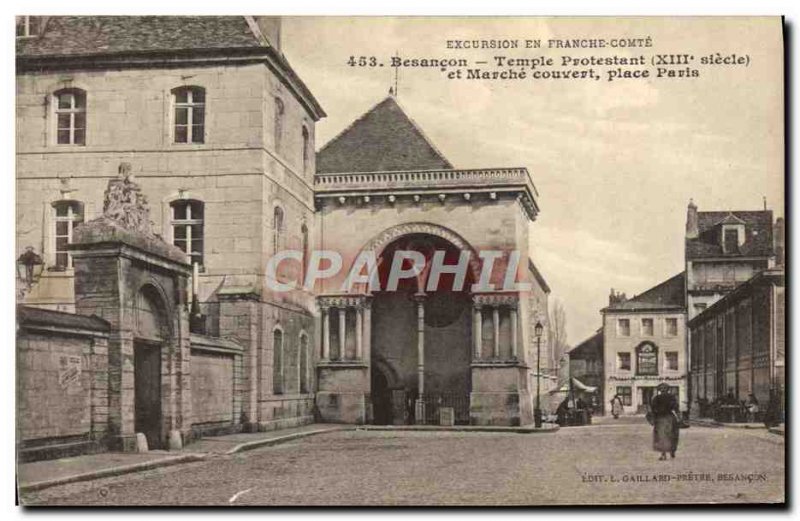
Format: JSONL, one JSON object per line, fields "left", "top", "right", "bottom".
{"left": 14, "top": 15, "right": 785, "bottom": 506}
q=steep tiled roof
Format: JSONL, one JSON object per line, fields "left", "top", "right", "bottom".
{"left": 569, "top": 331, "right": 603, "bottom": 359}
{"left": 17, "top": 16, "right": 262, "bottom": 57}
{"left": 18, "top": 305, "right": 110, "bottom": 332}
{"left": 317, "top": 96, "right": 453, "bottom": 174}
{"left": 603, "top": 272, "right": 686, "bottom": 312}
{"left": 687, "top": 210, "right": 774, "bottom": 259}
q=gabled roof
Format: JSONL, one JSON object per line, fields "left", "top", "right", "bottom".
{"left": 316, "top": 96, "right": 453, "bottom": 174}
{"left": 17, "top": 16, "right": 262, "bottom": 57}
{"left": 716, "top": 212, "right": 746, "bottom": 226}
{"left": 603, "top": 272, "right": 686, "bottom": 312}
{"left": 687, "top": 210, "right": 774, "bottom": 260}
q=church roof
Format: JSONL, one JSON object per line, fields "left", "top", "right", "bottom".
{"left": 603, "top": 272, "right": 686, "bottom": 312}
{"left": 316, "top": 96, "right": 453, "bottom": 174}
{"left": 687, "top": 210, "right": 774, "bottom": 259}
{"left": 16, "top": 16, "right": 262, "bottom": 57}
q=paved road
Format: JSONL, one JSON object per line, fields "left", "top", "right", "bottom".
{"left": 21, "top": 420, "right": 784, "bottom": 506}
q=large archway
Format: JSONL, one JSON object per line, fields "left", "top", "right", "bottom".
{"left": 369, "top": 232, "right": 474, "bottom": 425}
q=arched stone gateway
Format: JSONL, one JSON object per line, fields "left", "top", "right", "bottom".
{"left": 316, "top": 224, "right": 535, "bottom": 427}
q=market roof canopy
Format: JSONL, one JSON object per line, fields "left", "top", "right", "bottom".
{"left": 549, "top": 377, "right": 598, "bottom": 394}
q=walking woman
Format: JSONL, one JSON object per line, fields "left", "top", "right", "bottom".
{"left": 610, "top": 394, "right": 624, "bottom": 419}
{"left": 650, "top": 383, "right": 680, "bottom": 461}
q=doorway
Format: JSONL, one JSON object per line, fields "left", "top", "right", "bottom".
{"left": 134, "top": 342, "right": 162, "bottom": 449}
{"left": 371, "top": 368, "right": 392, "bottom": 425}
{"left": 638, "top": 386, "right": 655, "bottom": 414}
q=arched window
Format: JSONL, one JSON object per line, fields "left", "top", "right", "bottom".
{"left": 274, "top": 98, "right": 284, "bottom": 152}
{"left": 170, "top": 199, "right": 204, "bottom": 267}
{"left": 636, "top": 342, "right": 658, "bottom": 376}
{"left": 272, "top": 328, "right": 284, "bottom": 395}
{"left": 273, "top": 206, "right": 284, "bottom": 253}
{"left": 301, "top": 223, "right": 309, "bottom": 284}
{"left": 299, "top": 333, "right": 309, "bottom": 393}
{"left": 302, "top": 126, "right": 310, "bottom": 172}
{"left": 52, "top": 200, "right": 84, "bottom": 269}
{"left": 54, "top": 89, "right": 86, "bottom": 145}
{"left": 173, "top": 86, "right": 205, "bottom": 144}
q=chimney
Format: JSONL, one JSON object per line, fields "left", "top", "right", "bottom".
{"left": 686, "top": 199, "right": 699, "bottom": 239}
{"left": 774, "top": 217, "right": 785, "bottom": 266}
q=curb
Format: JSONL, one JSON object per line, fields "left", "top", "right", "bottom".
{"left": 19, "top": 453, "right": 207, "bottom": 493}
{"left": 768, "top": 427, "right": 785, "bottom": 437}
{"left": 355, "top": 424, "right": 560, "bottom": 434}
{"left": 225, "top": 426, "right": 353, "bottom": 455}
{"left": 690, "top": 420, "right": 767, "bottom": 430}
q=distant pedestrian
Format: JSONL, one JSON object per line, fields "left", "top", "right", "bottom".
{"left": 744, "top": 394, "right": 760, "bottom": 423}
{"left": 610, "top": 394, "right": 624, "bottom": 419}
{"left": 650, "top": 383, "right": 680, "bottom": 461}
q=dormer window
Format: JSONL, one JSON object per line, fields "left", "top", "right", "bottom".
{"left": 16, "top": 16, "right": 41, "bottom": 38}
{"left": 721, "top": 223, "right": 745, "bottom": 254}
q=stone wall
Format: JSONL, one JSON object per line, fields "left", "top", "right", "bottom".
{"left": 16, "top": 307, "right": 110, "bottom": 461}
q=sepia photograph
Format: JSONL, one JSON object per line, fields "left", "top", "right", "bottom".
{"left": 12, "top": 12, "right": 786, "bottom": 507}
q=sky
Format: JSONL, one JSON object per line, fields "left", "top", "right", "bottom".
{"left": 280, "top": 17, "right": 784, "bottom": 345}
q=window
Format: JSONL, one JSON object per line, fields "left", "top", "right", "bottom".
{"left": 665, "top": 351, "right": 679, "bottom": 371}
{"left": 641, "top": 318, "right": 654, "bottom": 336}
{"left": 617, "top": 319, "right": 630, "bottom": 337}
{"left": 274, "top": 98, "right": 285, "bottom": 152}
{"left": 273, "top": 206, "right": 284, "bottom": 253}
{"left": 299, "top": 333, "right": 309, "bottom": 393}
{"left": 16, "top": 16, "right": 41, "bottom": 37}
{"left": 617, "top": 386, "right": 632, "bottom": 406}
{"left": 723, "top": 228, "right": 739, "bottom": 254}
{"left": 173, "top": 87, "right": 205, "bottom": 143}
{"left": 54, "top": 89, "right": 86, "bottom": 145}
{"left": 302, "top": 126, "right": 310, "bottom": 172}
{"left": 272, "top": 329, "right": 284, "bottom": 395}
{"left": 52, "top": 201, "right": 84, "bottom": 269}
{"left": 171, "top": 200, "right": 204, "bottom": 267}
{"left": 636, "top": 342, "right": 658, "bottom": 375}
{"left": 665, "top": 317, "right": 678, "bottom": 337}
{"left": 617, "top": 352, "right": 631, "bottom": 371}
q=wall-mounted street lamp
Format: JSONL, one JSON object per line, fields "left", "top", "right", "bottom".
{"left": 17, "top": 246, "right": 44, "bottom": 293}
{"left": 534, "top": 320, "right": 544, "bottom": 428}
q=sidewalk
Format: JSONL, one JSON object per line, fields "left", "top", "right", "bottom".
{"left": 690, "top": 417, "right": 767, "bottom": 429}
{"left": 18, "top": 423, "right": 349, "bottom": 493}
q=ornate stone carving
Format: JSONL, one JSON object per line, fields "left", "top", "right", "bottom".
{"left": 102, "top": 163, "right": 154, "bottom": 235}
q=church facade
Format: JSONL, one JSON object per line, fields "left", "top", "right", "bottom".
{"left": 16, "top": 16, "right": 551, "bottom": 459}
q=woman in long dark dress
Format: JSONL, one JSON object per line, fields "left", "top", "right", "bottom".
{"left": 650, "top": 383, "right": 680, "bottom": 461}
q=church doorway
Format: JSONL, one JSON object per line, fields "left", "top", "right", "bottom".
{"left": 369, "top": 232, "right": 474, "bottom": 425}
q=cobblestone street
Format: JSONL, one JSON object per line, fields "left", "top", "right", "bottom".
{"left": 21, "top": 420, "right": 784, "bottom": 506}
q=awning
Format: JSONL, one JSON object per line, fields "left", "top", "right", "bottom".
{"left": 548, "top": 377, "right": 598, "bottom": 394}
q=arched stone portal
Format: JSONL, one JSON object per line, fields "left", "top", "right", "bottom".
{"left": 369, "top": 232, "right": 474, "bottom": 425}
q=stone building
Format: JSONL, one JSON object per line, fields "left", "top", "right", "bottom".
{"left": 688, "top": 268, "right": 785, "bottom": 410}
{"left": 685, "top": 201, "right": 779, "bottom": 320}
{"left": 16, "top": 16, "right": 553, "bottom": 459}
{"left": 312, "top": 95, "right": 549, "bottom": 426}
{"left": 683, "top": 200, "right": 783, "bottom": 415}
{"left": 567, "top": 331, "right": 604, "bottom": 411}
{"left": 16, "top": 16, "right": 325, "bottom": 439}
{"left": 601, "top": 274, "right": 688, "bottom": 415}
